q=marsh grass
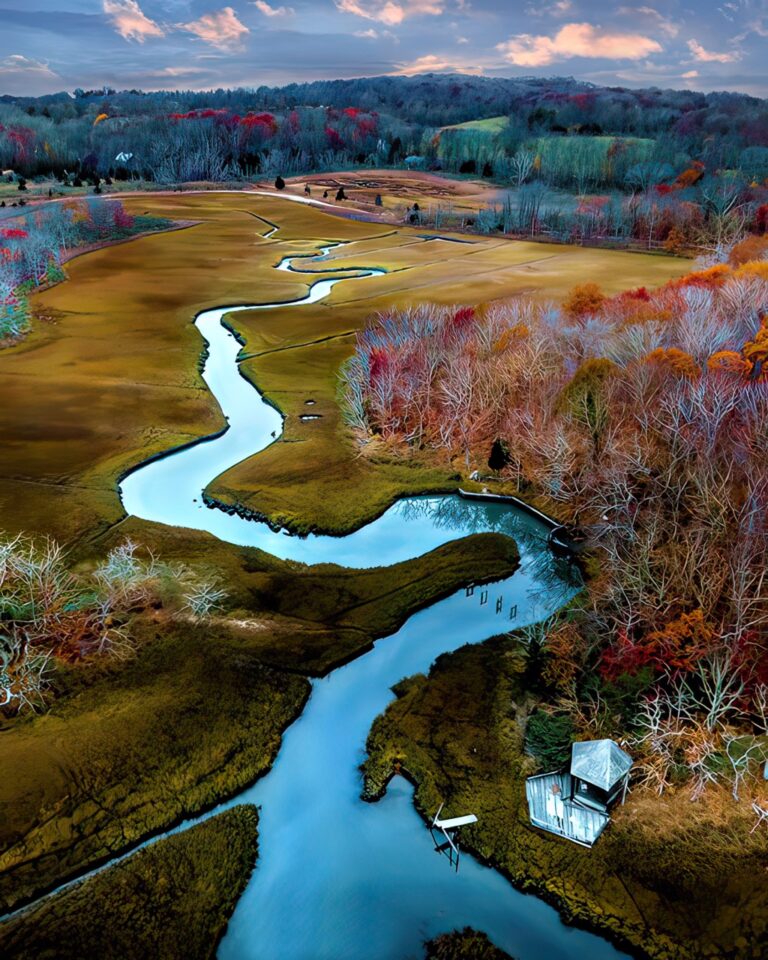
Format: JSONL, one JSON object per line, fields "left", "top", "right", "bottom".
{"left": 0, "top": 805, "right": 259, "bottom": 960}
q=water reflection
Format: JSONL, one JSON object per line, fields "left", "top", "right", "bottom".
{"left": 394, "top": 496, "right": 581, "bottom": 601}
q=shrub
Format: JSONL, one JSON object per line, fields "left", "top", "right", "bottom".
{"left": 558, "top": 358, "right": 616, "bottom": 441}
{"left": 589, "top": 669, "right": 655, "bottom": 728}
{"left": 525, "top": 709, "right": 575, "bottom": 769}
{"left": 735, "top": 260, "right": 768, "bottom": 281}
{"left": 559, "top": 358, "right": 616, "bottom": 408}
{"left": 183, "top": 579, "right": 227, "bottom": 620}
{"left": 729, "top": 234, "right": 768, "bottom": 266}
{"left": 0, "top": 536, "right": 228, "bottom": 715}
{"left": 707, "top": 350, "right": 750, "bottom": 378}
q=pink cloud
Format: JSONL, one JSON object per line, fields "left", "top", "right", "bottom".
{"left": 180, "top": 7, "right": 250, "bottom": 49}
{"left": 253, "top": 0, "right": 294, "bottom": 16}
{"left": 392, "top": 53, "right": 482, "bottom": 75}
{"left": 335, "top": 0, "right": 444, "bottom": 26}
{"left": 497, "top": 22, "right": 662, "bottom": 67}
{"left": 102, "top": 0, "right": 165, "bottom": 43}
{"left": 686, "top": 39, "right": 741, "bottom": 63}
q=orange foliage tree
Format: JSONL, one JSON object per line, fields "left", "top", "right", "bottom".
{"left": 562, "top": 282, "right": 606, "bottom": 320}
{"left": 743, "top": 317, "right": 768, "bottom": 380}
{"left": 707, "top": 350, "right": 751, "bottom": 378}
{"left": 645, "top": 347, "right": 700, "bottom": 379}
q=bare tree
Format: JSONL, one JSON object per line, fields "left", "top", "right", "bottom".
{"left": 510, "top": 148, "right": 535, "bottom": 188}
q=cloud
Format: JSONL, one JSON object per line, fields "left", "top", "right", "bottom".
{"left": 682, "top": 69, "right": 699, "bottom": 78}
{"left": 497, "top": 22, "right": 663, "bottom": 67}
{"left": 102, "top": 0, "right": 164, "bottom": 42}
{"left": 0, "top": 54, "right": 58, "bottom": 77}
{"left": 392, "top": 53, "right": 482, "bottom": 74}
{"left": 151, "top": 66, "right": 209, "bottom": 77}
{"left": 179, "top": 7, "right": 249, "bottom": 49}
{"left": 0, "top": 54, "right": 60, "bottom": 95}
{"left": 686, "top": 39, "right": 741, "bottom": 63}
{"left": 335, "top": 0, "right": 444, "bottom": 26}
{"left": 617, "top": 6, "right": 679, "bottom": 38}
{"left": 526, "top": 0, "right": 573, "bottom": 17}
{"left": 253, "top": 0, "right": 294, "bottom": 16}
{"left": 354, "top": 27, "right": 379, "bottom": 37}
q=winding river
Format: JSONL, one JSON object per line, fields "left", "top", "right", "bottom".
{"left": 117, "top": 226, "right": 631, "bottom": 959}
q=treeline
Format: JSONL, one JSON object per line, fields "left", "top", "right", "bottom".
{"left": 1, "top": 74, "right": 767, "bottom": 188}
{"left": 340, "top": 243, "right": 768, "bottom": 800}
{"left": 0, "top": 101, "right": 384, "bottom": 183}
{"left": 413, "top": 174, "right": 768, "bottom": 252}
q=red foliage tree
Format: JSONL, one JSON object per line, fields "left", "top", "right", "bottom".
{"left": 112, "top": 203, "right": 134, "bottom": 230}
{"left": 325, "top": 126, "right": 344, "bottom": 151}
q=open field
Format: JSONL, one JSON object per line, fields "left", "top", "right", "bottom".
{"left": 0, "top": 191, "right": 689, "bottom": 546}
{"left": 442, "top": 116, "right": 511, "bottom": 133}
{"left": 281, "top": 169, "right": 511, "bottom": 218}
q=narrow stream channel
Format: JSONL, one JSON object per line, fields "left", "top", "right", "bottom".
{"left": 114, "top": 228, "right": 632, "bottom": 959}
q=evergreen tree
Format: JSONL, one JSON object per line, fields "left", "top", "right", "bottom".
{"left": 488, "top": 438, "right": 510, "bottom": 472}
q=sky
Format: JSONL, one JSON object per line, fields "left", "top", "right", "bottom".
{"left": 0, "top": 0, "right": 766, "bottom": 98}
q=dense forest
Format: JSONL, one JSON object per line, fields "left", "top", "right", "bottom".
{"left": 1, "top": 74, "right": 768, "bottom": 189}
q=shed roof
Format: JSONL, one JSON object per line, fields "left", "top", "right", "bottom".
{"left": 570, "top": 739, "right": 632, "bottom": 792}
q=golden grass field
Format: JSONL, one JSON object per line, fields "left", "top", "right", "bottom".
{"left": 0, "top": 190, "right": 690, "bottom": 547}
